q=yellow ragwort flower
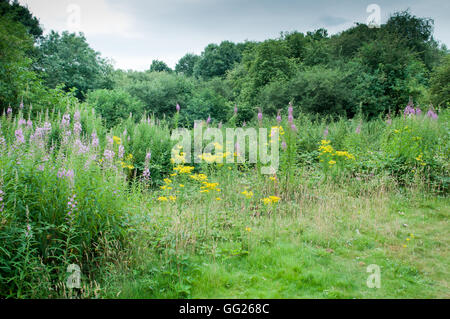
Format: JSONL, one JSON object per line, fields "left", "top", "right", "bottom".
{"left": 113, "top": 136, "right": 122, "bottom": 145}
{"left": 241, "top": 190, "right": 254, "bottom": 199}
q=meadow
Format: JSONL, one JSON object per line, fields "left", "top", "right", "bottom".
{"left": 0, "top": 102, "right": 448, "bottom": 298}
{"left": 0, "top": 3, "right": 449, "bottom": 299}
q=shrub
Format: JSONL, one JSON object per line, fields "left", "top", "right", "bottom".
{"left": 429, "top": 54, "right": 450, "bottom": 107}
{"left": 86, "top": 89, "right": 144, "bottom": 128}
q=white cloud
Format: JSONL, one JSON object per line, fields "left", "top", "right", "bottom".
{"left": 17, "top": 0, "right": 450, "bottom": 71}
{"left": 19, "top": 0, "right": 142, "bottom": 38}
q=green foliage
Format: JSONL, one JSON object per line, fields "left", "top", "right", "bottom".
{"left": 114, "top": 70, "right": 194, "bottom": 118}
{"left": 380, "top": 112, "right": 449, "bottom": 188}
{"left": 0, "top": 108, "right": 129, "bottom": 297}
{"left": 113, "top": 117, "right": 174, "bottom": 185}
{"left": 86, "top": 89, "right": 144, "bottom": 128}
{"left": 1, "top": 5, "right": 450, "bottom": 300}
{"left": 175, "top": 53, "right": 201, "bottom": 77}
{"left": 288, "top": 66, "right": 352, "bottom": 116}
{"left": 429, "top": 54, "right": 450, "bottom": 107}
{"left": 330, "top": 23, "right": 378, "bottom": 59}
{"left": 244, "top": 39, "right": 294, "bottom": 90}
{"left": 0, "top": 15, "right": 34, "bottom": 110}
{"left": 0, "top": 0, "right": 43, "bottom": 40}
{"left": 184, "top": 87, "right": 230, "bottom": 125}
{"left": 149, "top": 60, "right": 172, "bottom": 73}
{"left": 194, "top": 41, "right": 242, "bottom": 79}
{"left": 384, "top": 10, "right": 435, "bottom": 69}
{"left": 36, "top": 31, "right": 113, "bottom": 99}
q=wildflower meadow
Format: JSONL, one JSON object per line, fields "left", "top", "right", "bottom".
{"left": 0, "top": 100, "right": 448, "bottom": 298}
{"left": 0, "top": 1, "right": 449, "bottom": 300}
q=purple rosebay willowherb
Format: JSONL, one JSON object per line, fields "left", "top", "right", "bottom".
{"left": 276, "top": 110, "right": 282, "bottom": 124}
{"left": 404, "top": 103, "right": 415, "bottom": 116}
{"left": 142, "top": 168, "right": 151, "bottom": 180}
{"left": 61, "top": 114, "right": 71, "bottom": 127}
{"left": 74, "top": 110, "right": 81, "bottom": 122}
{"left": 91, "top": 131, "right": 99, "bottom": 147}
{"left": 257, "top": 108, "right": 263, "bottom": 122}
{"left": 288, "top": 114, "right": 294, "bottom": 124}
{"left": 427, "top": 109, "right": 438, "bottom": 120}
{"left": 15, "top": 129, "right": 25, "bottom": 144}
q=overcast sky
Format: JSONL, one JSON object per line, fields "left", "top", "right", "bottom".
{"left": 19, "top": 0, "right": 450, "bottom": 71}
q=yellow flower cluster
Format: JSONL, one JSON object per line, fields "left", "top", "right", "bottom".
{"left": 202, "top": 181, "right": 219, "bottom": 189}
{"left": 120, "top": 162, "right": 134, "bottom": 170}
{"left": 334, "top": 151, "right": 356, "bottom": 160}
{"left": 318, "top": 140, "right": 355, "bottom": 167}
{"left": 171, "top": 148, "right": 187, "bottom": 164}
{"left": 190, "top": 173, "right": 208, "bottom": 181}
{"left": 157, "top": 196, "right": 176, "bottom": 202}
{"left": 197, "top": 153, "right": 222, "bottom": 163}
{"left": 113, "top": 136, "right": 122, "bottom": 145}
{"left": 270, "top": 126, "right": 285, "bottom": 140}
{"left": 415, "top": 154, "right": 426, "bottom": 166}
{"left": 197, "top": 151, "right": 232, "bottom": 163}
{"left": 201, "top": 182, "right": 220, "bottom": 192}
{"left": 318, "top": 140, "right": 333, "bottom": 154}
{"left": 241, "top": 190, "right": 254, "bottom": 199}
{"left": 160, "top": 178, "right": 173, "bottom": 190}
{"left": 120, "top": 154, "right": 134, "bottom": 170}
{"left": 261, "top": 196, "right": 281, "bottom": 205}
{"left": 173, "top": 165, "right": 195, "bottom": 174}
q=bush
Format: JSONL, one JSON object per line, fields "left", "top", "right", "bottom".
{"left": 380, "top": 110, "right": 449, "bottom": 190}
{"left": 288, "top": 66, "right": 353, "bottom": 117}
{"left": 183, "top": 87, "right": 230, "bottom": 125}
{"left": 111, "top": 117, "right": 174, "bottom": 186}
{"left": 86, "top": 89, "right": 144, "bottom": 128}
{"left": 429, "top": 54, "right": 450, "bottom": 107}
{"left": 115, "top": 71, "right": 194, "bottom": 118}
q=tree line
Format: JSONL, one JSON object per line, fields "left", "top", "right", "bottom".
{"left": 1, "top": 0, "right": 448, "bottom": 126}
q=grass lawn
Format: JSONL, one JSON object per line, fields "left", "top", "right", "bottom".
{"left": 102, "top": 172, "right": 449, "bottom": 299}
